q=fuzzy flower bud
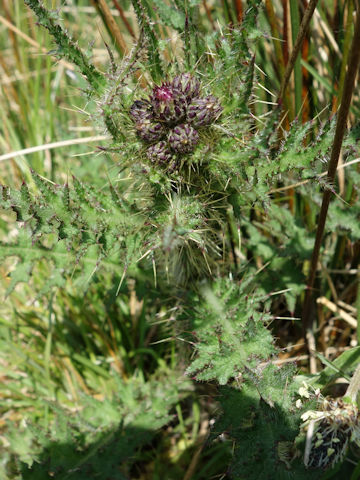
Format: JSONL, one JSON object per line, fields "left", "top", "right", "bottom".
{"left": 301, "top": 397, "right": 360, "bottom": 469}
{"left": 171, "top": 73, "right": 201, "bottom": 103}
{"left": 129, "top": 99, "right": 153, "bottom": 123}
{"left": 135, "top": 119, "right": 166, "bottom": 143}
{"left": 146, "top": 141, "right": 174, "bottom": 164}
{"left": 151, "top": 83, "right": 187, "bottom": 125}
{"left": 187, "top": 95, "right": 223, "bottom": 127}
{"left": 168, "top": 124, "right": 199, "bottom": 154}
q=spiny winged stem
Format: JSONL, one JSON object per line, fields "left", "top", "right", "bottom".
{"left": 24, "top": 0, "right": 106, "bottom": 94}
{"left": 131, "top": 0, "right": 164, "bottom": 81}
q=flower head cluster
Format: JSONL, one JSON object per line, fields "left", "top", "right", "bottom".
{"left": 300, "top": 395, "right": 360, "bottom": 469}
{"left": 129, "top": 73, "right": 222, "bottom": 166}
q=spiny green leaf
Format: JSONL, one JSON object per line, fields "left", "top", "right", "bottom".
{"left": 24, "top": 0, "right": 106, "bottom": 94}
{"left": 0, "top": 177, "right": 144, "bottom": 294}
{"left": 152, "top": 0, "right": 185, "bottom": 30}
{"left": 131, "top": 0, "right": 164, "bottom": 81}
{"left": 16, "top": 373, "right": 185, "bottom": 479}
{"left": 186, "top": 277, "right": 275, "bottom": 384}
{"left": 213, "top": 366, "right": 320, "bottom": 480}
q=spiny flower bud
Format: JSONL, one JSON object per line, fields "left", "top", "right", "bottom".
{"left": 171, "top": 73, "right": 201, "bottom": 103}
{"left": 135, "top": 119, "right": 165, "bottom": 143}
{"left": 130, "top": 75, "right": 222, "bottom": 163}
{"left": 151, "top": 83, "right": 187, "bottom": 125}
{"left": 187, "top": 95, "right": 223, "bottom": 127}
{"left": 146, "top": 141, "right": 174, "bottom": 164}
{"left": 168, "top": 124, "right": 199, "bottom": 154}
{"left": 129, "top": 99, "right": 153, "bottom": 123}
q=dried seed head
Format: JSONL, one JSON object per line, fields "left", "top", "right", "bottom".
{"left": 301, "top": 397, "right": 360, "bottom": 469}
{"left": 187, "top": 95, "right": 223, "bottom": 127}
{"left": 168, "top": 123, "right": 199, "bottom": 154}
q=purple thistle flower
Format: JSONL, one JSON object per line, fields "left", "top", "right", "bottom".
{"left": 168, "top": 124, "right": 199, "bottom": 154}
{"left": 171, "top": 73, "right": 201, "bottom": 103}
{"left": 147, "top": 141, "right": 174, "bottom": 164}
{"left": 129, "top": 99, "right": 153, "bottom": 123}
{"left": 187, "top": 96, "right": 223, "bottom": 127}
{"left": 150, "top": 83, "right": 187, "bottom": 125}
{"left": 135, "top": 119, "right": 166, "bottom": 143}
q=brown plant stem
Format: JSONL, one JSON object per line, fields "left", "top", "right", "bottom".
{"left": 233, "top": 0, "right": 243, "bottom": 23}
{"left": 112, "top": 0, "right": 136, "bottom": 38}
{"left": 202, "top": 1, "right": 216, "bottom": 29}
{"left": 278, "top": 0, "right": 318, "bottom": 107}
{"left": 264, "top": 0, "right": 293, "bottom": 119}
{"left": 301, "top": 3, "right": 360, "bottom": 333}
{"left": 337, "top": 0, "right": 354, "bottom": 110}
{"left": 92, "top": 0, "right": 128, "bottom": 54}
{"left": 282, "top": 0, "right": 289, "bottom": 66}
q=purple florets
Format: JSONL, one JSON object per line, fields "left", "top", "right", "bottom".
{"left": 129, "top": 73, "right": 222, "bottom": 165}
{"left": 168, "top": 124, "right": 200, "bottom": 154}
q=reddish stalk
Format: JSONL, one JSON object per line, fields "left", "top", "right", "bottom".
{"left": 301, "top": 0, "right": 310, "bottom": 123}
{"left": 233, "top": 0, "right": 243, "bottom": 24}
{"left": 282, "top": 0, "right": 289, "bottom": 66}
{"left": 112, "top": 0, "right": 136, "bottom": 38}
{"left": 278, "top": 0, "right": 318, "bottom": 106}
{"left": 92, "top": 0, "right": 128, "bottom": 54}
{"left": 301, "top": 4, "right": 360, "bottom": 333}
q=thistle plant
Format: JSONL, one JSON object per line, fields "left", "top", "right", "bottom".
{"left": 2, "top": 1, "right": 360, "bottom": 479}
